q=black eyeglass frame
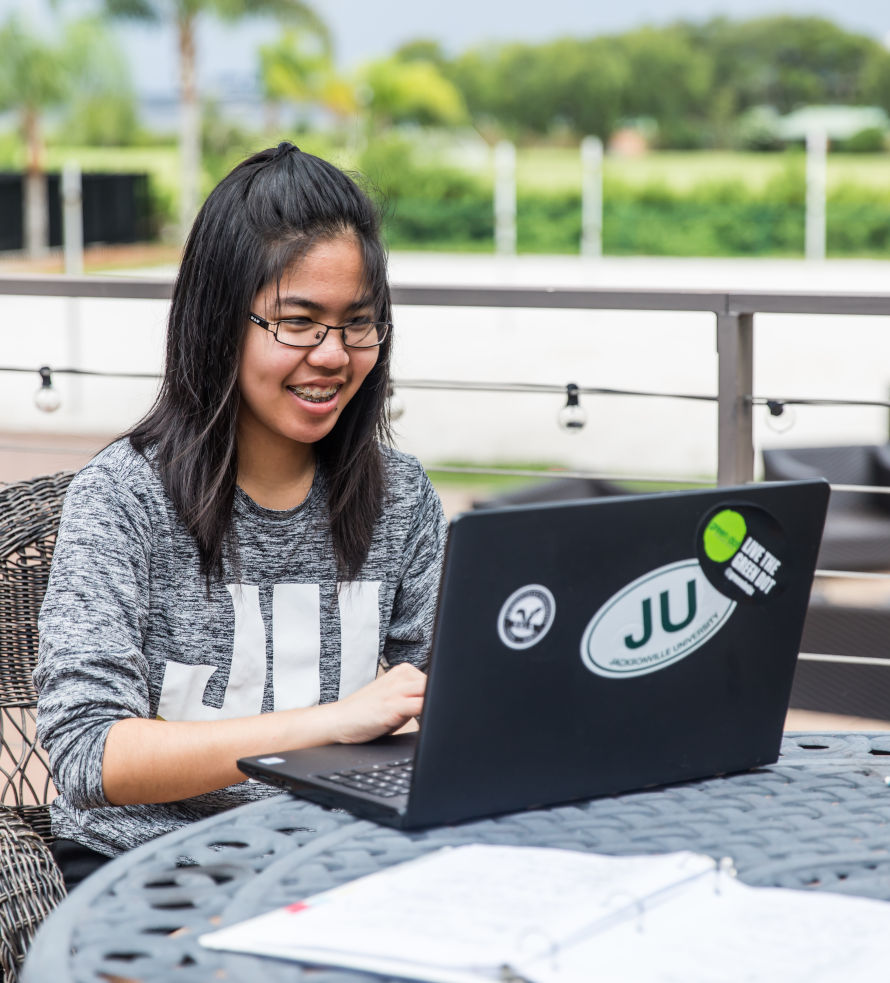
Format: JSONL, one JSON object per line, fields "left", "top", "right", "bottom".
{"left": 248, "top": 312, "right": 391, "bottom": 349}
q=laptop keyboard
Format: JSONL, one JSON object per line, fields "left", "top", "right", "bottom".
{"left": 318, "top": 758, "right": 413, "bottom": 798}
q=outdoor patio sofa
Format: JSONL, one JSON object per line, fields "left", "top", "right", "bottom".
{"left": 762, "top": 443, "right": 890, "bottom": 571}
{"left": 762, "top": 444, "right": 890, "bottom": 720}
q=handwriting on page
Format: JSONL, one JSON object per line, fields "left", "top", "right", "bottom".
{"left": 201, "top": 844, "right": 890, "bottom": 983}
{"left": 263, "top": 846, "right": 714, "bottom": 971}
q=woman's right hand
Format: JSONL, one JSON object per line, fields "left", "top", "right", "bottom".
{"left": 328, "top": 662, "right": 426, "bottom": 744}
{"left": 102, "top": 664, "right": 427, "bottom": 805}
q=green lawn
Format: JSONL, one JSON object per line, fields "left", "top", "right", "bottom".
{"left": 514, "top": 147, "right": 890, "bottom": 193}
{"left": 4, "top": 140, "right": 888, "bottom": 260}
{"left": 426, "top": 462, "right": 565, "bottom": 490}
{"left": 36, "top": 145, "right": 178, "bottom": 192}
{"left": 16, "top": 142, "right": 890, "bottom": 201}
{"left": 38, "top": 140, "right": 344, "bottom": 215}
{"left": 425, "top": 466, "right": 707, "bottom": 513}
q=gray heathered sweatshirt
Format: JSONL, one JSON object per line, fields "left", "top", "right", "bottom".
{"left": 34, "top": 439, "right": 446, "bottom": 856}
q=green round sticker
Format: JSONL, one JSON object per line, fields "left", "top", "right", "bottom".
{"left": 703, "top": 509, "right": 746, "bottom": 563}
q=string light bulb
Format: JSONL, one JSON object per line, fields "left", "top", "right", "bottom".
{"left": 765, "top": 399, "right": 795, "bottom": 434}
{"left": 34, "top": 366, "right": 61, "bottom": 413}
{"left": 388, "top": 385, "right": 405, "bottom": 422}
{"left": 557, "top": 383, "right": 586, "bottom": 432}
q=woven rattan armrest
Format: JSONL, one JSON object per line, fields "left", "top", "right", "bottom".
{"left": 0, "top": 809, "right": 65, "bottom": 982}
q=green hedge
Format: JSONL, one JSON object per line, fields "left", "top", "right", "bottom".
{"left": 602, "top": 196, "right": 805, "bottom": 256}
{"left": 383, "top": 197, "right": 495, "bottom": 248}
{"left": 380, "top": 181, "right": 890, "bottom": 257}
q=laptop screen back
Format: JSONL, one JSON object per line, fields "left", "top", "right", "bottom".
{"left": 404, "top": 480, "right": 829, "bottom": 826}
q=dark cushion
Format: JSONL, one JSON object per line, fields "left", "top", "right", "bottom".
{"left": 762, "top": 449, "right": 823, "bottom": 482}
{"left": 871, "top": 444, "right": 890, "bottom": 514}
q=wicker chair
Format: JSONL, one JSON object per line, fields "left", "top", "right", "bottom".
{"left": 0, "top": 811, "right": 66, "bottom": 981}
{"left": 0, "top": 472, "right": 73, "bottom": 978}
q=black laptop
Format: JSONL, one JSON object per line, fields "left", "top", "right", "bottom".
{"left": 238, "top": 479, "right": 829, "bottom": 829}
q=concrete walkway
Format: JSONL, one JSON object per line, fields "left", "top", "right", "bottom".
{"left": 0, "top": 430, "right": 111, "bottom": 484}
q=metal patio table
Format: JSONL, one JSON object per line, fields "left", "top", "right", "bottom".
{"left": 22, "top": 732, "right": 890, "bottom": 983}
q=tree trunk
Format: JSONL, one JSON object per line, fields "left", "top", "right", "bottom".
{"left": 23, "top": 106, "right": 48, "bottom": 258}
{"left": 264, "top": 100, "right": 281, "bottom": 136}
{"left": 177, "top": 13, "right": 200, "bottom": 239}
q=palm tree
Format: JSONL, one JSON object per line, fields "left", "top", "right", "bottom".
{"left": 258, "top": 26, "right": 357, "bottom": 135}
{"left": 97, "top": 0, "right": 329, "bottom": 237}
{"left": 0, "top": 15, "right": 134, "bottom": 258}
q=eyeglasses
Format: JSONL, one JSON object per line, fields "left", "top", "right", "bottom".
{"left": 248, "top": 312, "right": 390, "bottom": 349}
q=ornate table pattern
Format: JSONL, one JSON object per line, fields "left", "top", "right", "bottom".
{"left": 22, "top": 733, "right": 890, "bottom": 982}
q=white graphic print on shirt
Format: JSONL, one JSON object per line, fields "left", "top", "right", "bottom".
{"left": 157, "top": 581, "right": 381, "bottom": 721}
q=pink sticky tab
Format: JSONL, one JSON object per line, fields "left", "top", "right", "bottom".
{"left": 286, "top": 901, "right": 310, "bottom": 913}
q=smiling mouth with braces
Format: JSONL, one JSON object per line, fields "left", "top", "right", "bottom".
{"left": 287, "top": 384, "right": 341, "bottom": 403}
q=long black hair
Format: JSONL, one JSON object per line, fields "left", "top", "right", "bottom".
{"left": 129, "top": 143, "right": 392, "bottom": 583}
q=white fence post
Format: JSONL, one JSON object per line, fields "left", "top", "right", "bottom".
{"left": 62, "top": 161, "right": 84, "bottom": 413}
{"left": 806, "top": 128, "right": 827, "bottom": 262}
{"left": 494, "top": 140, "right": 517, "bottom": 256}
{"left": 62, "top": 162, "right": 84, "bottom": 276}
{"left": 580, "top": 136, "right": 603, "bottom": 258}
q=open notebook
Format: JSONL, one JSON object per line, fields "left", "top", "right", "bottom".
{"left": 200, "top": 843, "right": 890, "bottom": 982}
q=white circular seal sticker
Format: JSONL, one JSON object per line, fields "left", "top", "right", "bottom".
{"left": 497, "top": 584, "right": 556, "bottom": 650}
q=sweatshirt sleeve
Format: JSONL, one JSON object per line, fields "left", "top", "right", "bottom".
{"left": 34, "top": 465, "right": 154, "bottom": 810}
{"left": 382, "top": 466, "right": 448, "bottom": 670}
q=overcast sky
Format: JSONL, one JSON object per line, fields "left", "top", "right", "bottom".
{"left": 5, "top": 0, "right": 890, "bottom": 97}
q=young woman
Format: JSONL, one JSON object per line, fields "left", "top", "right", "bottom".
{"left": 35, "top": 143, "right": 446, "bottom": 888}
